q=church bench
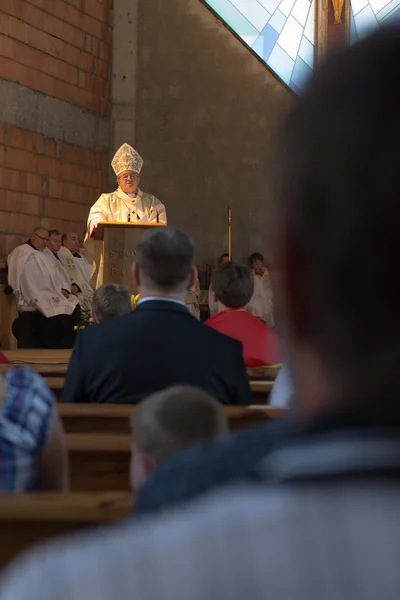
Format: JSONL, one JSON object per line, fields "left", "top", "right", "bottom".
{"left": 60, "top": 404, "right": 286, "bottom": 436}
{"left": 65, "top": 405, "right": 286, "bottom": 491}
{"left": 0, "top": 492, "right": 132, "bottom": 570}
{"left": 67, "top": 434, "right": 132, "bottom": 491}
{"left": 2, "top": 349, "right": 71, "bottom": 367}
{"left": 0, "top": 366, "right": 274, "bottom": 404}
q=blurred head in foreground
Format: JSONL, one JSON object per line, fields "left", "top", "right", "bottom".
{"left": 273, "top": 27, "right": 400, "bottom": 424}
{"left": 131, "top": 385, "right": 228, "bottom": 489}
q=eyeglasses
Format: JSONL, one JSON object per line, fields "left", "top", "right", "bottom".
{"left": 34, "top": 233, "right": 49, "bottom": 242}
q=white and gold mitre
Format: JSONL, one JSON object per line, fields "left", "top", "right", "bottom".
{"left": 111, "top": 143, "right": 144, "bottom": 176}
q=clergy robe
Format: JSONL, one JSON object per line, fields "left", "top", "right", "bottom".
{"left": 58, "top": 246, "right": 93, "bottom": 300}
{"left": 44, "top": 248, "right": 72, "bottom": 293}
{"left": 7, "top": 244, "right": 79, "bottom": 318}
{"left": 247, "top": 268, "right": 274, "bottom": 328}
{"left": 85, "top": 187, "right": 167, "bottom": 289}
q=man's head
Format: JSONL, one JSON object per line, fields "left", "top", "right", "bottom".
{"left": 62, "top": 232, "right": 80, "bottom": 253}
{"left": 133, "top": 227, "right": 196, "bottom": 300}
{"left": 117, "top": 170, "right": 140, "bottom": 195}
{"left": 212, "top": 262, "right": 254, "bottom": 311}
{"left": 47, "top": 229, "right": 62, "bottom": 254}
{"left": 219, "top": 253, "right": 230, "bottom": 264}
{"left": 273, "top": 28, "right": 400, "bottom": 421}
{"left": 30, "top": 227, "right": 49, "bottom": 251}
{"left": 91, "top": 284, "right": 132, "bottom": 323}
{"left": 249, "top": 252, "right": 264, "bottom": 271}
{"left": 131, "top": 385, "right": 228, "bottom": 490}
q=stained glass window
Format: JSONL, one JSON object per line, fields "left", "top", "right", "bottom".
{"left": 204, "top": 0, "right": 316, "bottom": 94}
{"left": 350, "top": 0, "right": 400, "bottom": 42}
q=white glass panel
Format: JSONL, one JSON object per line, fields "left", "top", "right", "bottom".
{"left": 369, "top": 0, "right": 392, "bottom": 14}
{"left": 258, "top": 0, "right": 282, "bottom": 14}
{"left": 354, "top": 4, "right": 379, "bottom": 37}
{"left": 269, "top": 9, "right": 287, "bottom": 32}
{"left": 229, "top": 0, "right": 271, "bottom": 30}
{"left": 267, "top": 44, "right": 295, "bottom": 84}
{"left": 277, "top": 15, "right": 303, "bottom": 59}
{"left": 292, "top": 0, "right": 311, "bottom": 25}
{"left": 304, "top": 0, "right": 315, "bottom": 42}
{"left": 351, "top": 0, "right": 368, "bottom": 14}
{"left": 278, "top": 0, "right": 296, "bottom": 17}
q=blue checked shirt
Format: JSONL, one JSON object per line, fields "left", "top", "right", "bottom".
{"left": 0, "top": 368, "right": 54, "bottom": 491}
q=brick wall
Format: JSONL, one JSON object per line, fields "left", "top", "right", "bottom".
{"left": 0, "top": 0, "right": 113, "bottom": 258}
{"left": 0, "top": 124, "right": 107, "bottom": 256}
{"left": 0, "top": 0, "right": 112, "bottom": 115}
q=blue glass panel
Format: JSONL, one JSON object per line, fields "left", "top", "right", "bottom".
{"left": 252, "top": 24, "right": 279, "bottom": 61}
{"left": 291, "top": 55, "right": 312, "bottom": 91}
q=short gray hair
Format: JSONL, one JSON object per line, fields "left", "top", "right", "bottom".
{"left": 92, "top": 284, "right": 131, "bottom": 322}
{"left": 136, "top": 227, "right": 195, "bottom": 292}
{"left": 132, "top": 386, "right": 228, "bottom": 466}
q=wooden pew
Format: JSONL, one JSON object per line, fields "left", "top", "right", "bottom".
{"left": 68, "top": 433, "right": 132, "bottom": 491}
{"left": 65, "top": 406, "right": 286, "bottom": 492}
{"left": 0, "top": 492, "right": 131, "bottom": 569}
{"left": 61, "top": 404, "right": 285, "bottom": 435}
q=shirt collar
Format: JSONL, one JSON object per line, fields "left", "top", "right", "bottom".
{"left": 137, "top": 297, "right": 186, "bottom": 308}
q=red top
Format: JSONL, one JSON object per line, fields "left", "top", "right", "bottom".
{"left": 205, "top": 309, "right": 280, "bottom": 367}
{"left": 0, "top": 351, "right": 10, "bottom": 364}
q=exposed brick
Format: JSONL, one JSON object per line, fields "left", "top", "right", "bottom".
{"left": 45, "top": 198, "right": 89, "bottom": 222}
{"left": 29, "top": 0, "right": 105, "bottom": 39}
{"left": 0, "top": 34, "right": 78, "bottom": 87}
{"left": 5, "top": 233, "right": 27, "bottom": 255}
{"left": 0, "top": 12, "right": 93, "bottom": 72}
{"left": 3, "top": 124, "right": 34, "bottom": 153}
{"left": 2, "top": 0, "right": 85, "bottom": 50}
{"left": 48, "top": 178, "right": 63, "bottom": 199}
{"left": 0, "top": 190, "right": 41, "bottom": 215}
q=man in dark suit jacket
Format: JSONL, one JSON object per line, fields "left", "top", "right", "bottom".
{"left": 63, "top": 227, "right": 251, "bottom": 405}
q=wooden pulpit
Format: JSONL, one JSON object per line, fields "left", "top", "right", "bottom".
{"left": 94, "top": 222, "right": 165, "bottom": 294}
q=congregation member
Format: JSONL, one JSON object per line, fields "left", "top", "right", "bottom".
{"left": 3, "top": 30, "right": 400, "bottom": 600}
{"left": 206, "top": 261, "right": 280, "bottom": 367}
{"left": 63, "top": 227, "right": 251, "bottom": 405}
{"left": 246, "top": 251, "right": 274, "bottom": 327}
{"left": 0, "top": 368, "right": 68, "bottom": 492}
{"left": 131, "top": 385, "right": 227, "bottom": 492}
{"left": 86, "top": 143, "right": 167, "bottom": 289}
{"left": 91, "top": 284, "right": 132, "bottom": 323}
{"left": 59, "top": 231, "right": 93, "bottom": 300}
{"left": 7, "top": 227, "right": 80, "bottom": 348}
{"left": 208, "top": 252, "right": 230, "bottom": 316}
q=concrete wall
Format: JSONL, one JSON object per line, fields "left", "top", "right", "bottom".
{"left": 135, "top": 0, "right": 292, "bottom": 265}
{"left": 0, "top": 0, "right": 113, "bottom": 256}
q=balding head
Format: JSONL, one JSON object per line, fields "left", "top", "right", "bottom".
{"left": 131, "top": 385, "right": 227, "bottom": 490}
{"left": 62, "top": 231, "right": 80, "bottom": 253}
{"left": 31, "top": 227, "right": 49, "bottom": 251}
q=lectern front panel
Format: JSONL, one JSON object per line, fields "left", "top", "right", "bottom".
{"left": 101, "top": 223, "right": 164, "bottom": 295}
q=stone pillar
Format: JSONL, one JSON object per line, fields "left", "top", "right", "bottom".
{"left": 109, "top": 0, "right": 139, "bottom": 187}
{"left": 316, "top": 0, "right": 350, "bottom": 66}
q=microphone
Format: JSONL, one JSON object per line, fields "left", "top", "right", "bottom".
{"left": 156, "top": 207, "right": 159, "bottom": 223}
{"left": 127, "top": 211, "right": 131, "bottom": 223}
